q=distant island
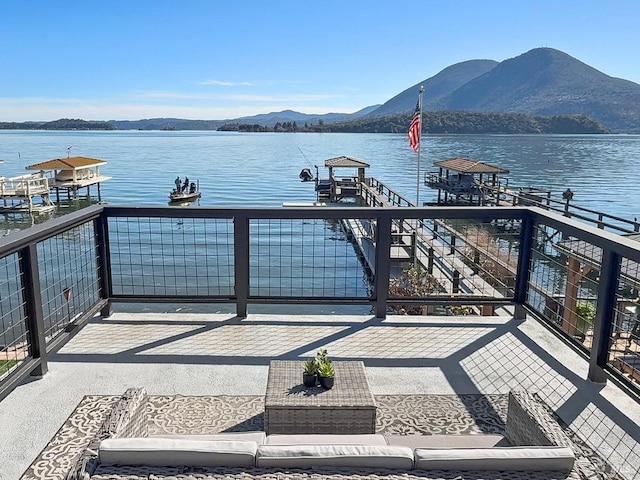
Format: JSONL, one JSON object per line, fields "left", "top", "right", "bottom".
{"left": 0, "top": 118, "right": 116, "bottom": 130}
{"left": 0, "top": 111, "right": 611, "bottom": 135}
{"left": 218, "top": 111, "right": 611, "bottom": 135}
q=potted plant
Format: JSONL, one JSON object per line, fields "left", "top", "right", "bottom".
{"left": 315, "top": 348, "right": 329, "bottom": 366}
{"left": 317, "top": 361, "right": 335, "bottom": 390}
{"left": 302, "top": 358, "right": 318, "bottom": 387}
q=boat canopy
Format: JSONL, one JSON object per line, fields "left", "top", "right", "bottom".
{"left": 324, "top": 156, "right": 370, "bottom": 169}
{"left": 434, "top": 157, "right": 509, "bottom": 175}
{"left": 25, "top": 156, "right": 107, "bottom": 171}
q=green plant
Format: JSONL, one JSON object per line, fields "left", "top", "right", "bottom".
{"left": 315, "top": 349, "right": 330, "bottom": 367}
{"left": 0, "top": 359, "right": 17, "bottom": 377}
{"left": 317, "top": 361, "right": 335, "bottom": 378}
{"left": 575, "top": 302, "right": 596, "bottom": 335}
{"left": 447, "top": 305, "right": 475, "bottom": 316}
{"left": 303, "top": 359, "right": 318, "bottom": 375}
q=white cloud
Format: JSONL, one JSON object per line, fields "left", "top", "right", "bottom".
{"left": 200, "top": 80, "right": 254, "bottom": 86}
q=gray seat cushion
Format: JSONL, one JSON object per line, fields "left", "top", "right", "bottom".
{"left": 266, "top": 434, "right": 387, "bottom": 446}
{"left": 386, "top": 434, "right": 508, "bottom": 449}
{"left": 256, "top": 444, "right": 414, "bottom": 469}
{"left": 99, "top": 437, "right": 257, "bottom": 467}
{"left": 414, "top": 446, "right": 575, "bottom": 471}
{"left": 149, "top": 431, "right": 266, "bottom": 445}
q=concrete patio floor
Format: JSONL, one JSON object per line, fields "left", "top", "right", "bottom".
{"left": 1, "top": 311, "right": 639, "bottom": 480}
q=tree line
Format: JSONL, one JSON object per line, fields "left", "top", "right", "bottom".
{"left": 218, "top": 111, "right": 611, "bottom": 134}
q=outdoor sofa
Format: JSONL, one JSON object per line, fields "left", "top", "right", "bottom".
{"left": 65, "top": 388, "right": 605, "bottom": 480}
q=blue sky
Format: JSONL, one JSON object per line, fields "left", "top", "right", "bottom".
{"left": 1, "top": 1, "right": 639, "bottom": 122}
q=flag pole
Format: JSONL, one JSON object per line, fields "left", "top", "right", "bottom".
{"left": 415, "top": 85, "right": 424, "bottom": 207}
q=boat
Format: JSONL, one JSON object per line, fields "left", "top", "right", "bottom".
{"left": 169, "top": 179, "right": 201, "bottom": 204}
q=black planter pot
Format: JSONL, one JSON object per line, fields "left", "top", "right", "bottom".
{"left": 318, "top": 375, "right": 335, "bottom": 390}
{"left": 302, "top": 373, "right": 317, "bottom": 387}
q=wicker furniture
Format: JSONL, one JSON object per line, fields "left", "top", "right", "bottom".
{"left": 60, "top": 388, "right": 611, "bottom": 480}
{"left": 264, "top": 360, "right": 377, "bottom": 435}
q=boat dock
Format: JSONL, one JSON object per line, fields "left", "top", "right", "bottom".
{"left": 0, "top": 173, "right": 55, "bottom": 213}
{"left": 312, "top": 155, "right": 640, "bottom": 320}
{"left": 25, "top": 155, "right": 111, "bottom": 203}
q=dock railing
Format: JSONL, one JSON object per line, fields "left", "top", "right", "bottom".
{"left": 1, "top": 203, "right": 640, "bottom": 402}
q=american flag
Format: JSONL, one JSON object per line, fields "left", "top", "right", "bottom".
{"left": 408, "top": 100, "right": 421, "bottom": 152}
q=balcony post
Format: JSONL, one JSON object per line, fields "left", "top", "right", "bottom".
{"left": 234, "top": 214, "right": 250, "bottom": 318}
{"left": 514, "top": 213, "right": 535, "bottom": 320}
{"left": 20, "top": 244, "right": 48, "bottom": 376}
{"left": 374, "top": 214, "right": 392, "bottom": 319}
{"left": 94, "top": 214, "right": 113, "bottom": 317}
{"left": 588, "top": 249, "right": 620, "bottom": 384}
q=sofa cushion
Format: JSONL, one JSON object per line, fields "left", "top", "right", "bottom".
{"left": 98, "top": 437, "right": 257, "bottom": 467}
{"left": 386, "top": 434, "right": 508, "bottom": 449}
{"left": 414, "top": 446, "right": 575, "bottom": 471}
{"left": 149, "top": 431, "right": 267, "bottom": 445}
{"left": 266, "top": 434, "right": 387, "bottom": 446}
{"left": 256, "top": 444, "right": 414, "bottom": 469}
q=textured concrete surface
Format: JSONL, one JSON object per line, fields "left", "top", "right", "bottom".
{"left": 1, "top": 312, "right": 639, "bottom": 480}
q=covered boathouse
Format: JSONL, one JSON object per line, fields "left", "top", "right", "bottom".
{"left": 315, "top": 155, "right": 370, "bottom": 203}
{"left": 425, "top": 157, "right": 509, "bottom": 205}
{"left": 25, "top": 156, "right": 111, "bottom": 202}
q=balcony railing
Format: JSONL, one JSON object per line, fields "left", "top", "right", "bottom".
{"left": 2, "top": 204, "right": 640, "bottom": 404}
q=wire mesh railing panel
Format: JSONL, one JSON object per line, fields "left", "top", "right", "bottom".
{"left": 108, "top": 217, "right": 234, "bottom": 297}
{"left": 249, "top": 218, "right": 370, "bottom": 299}
{"left": 527, "top": 223, "right": 601, "bottom": 351}
{"left": 611, "top": 256, "right": 640, "bottom": 382}
{"left": 387, "top": 217, "right": 520, "bottom": 314}
{"left": 37, "top": 222, "right": 100, "bottom": 341}
{"left": 0, "top": 253, "right": 28, "bottom": 379}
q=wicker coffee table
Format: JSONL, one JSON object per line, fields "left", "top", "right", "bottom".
{"left": 264, "top": 360, "right": 377, "bottom": 434}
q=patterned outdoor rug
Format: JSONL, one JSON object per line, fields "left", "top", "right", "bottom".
{"left": 21, "top": 393, "right": 507, "bottom": 480}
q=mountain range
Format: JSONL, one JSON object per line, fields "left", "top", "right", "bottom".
{"left": 3, "top": 47, "right": 638, "bottom": 133}
{"left": 108, "top": 47, "right": 640, "bottom": 133}
{"left": 375, "top": 47, "right": 640, "bottom": 132}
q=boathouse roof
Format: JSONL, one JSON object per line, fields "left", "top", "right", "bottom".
{"left": 434, "top": 157, "right": 509, "bottom": 174}
{"left": 324, "top": 156, "right": 370, "bottom": 168}
{"left": 25, "top": 156, "right": 107, "bottom": 171}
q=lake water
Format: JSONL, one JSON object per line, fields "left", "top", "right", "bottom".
{"left": 1, "top": 131, "right": 639, "bottom": 218}
{"left": 1, "top": 131, "right": 639, "bottom": 315}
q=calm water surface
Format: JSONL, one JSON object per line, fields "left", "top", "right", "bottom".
{"left": 1, "top": 131, "right": 639, "bottom": 314}
{"left": 1, "top": 131, "right": 638, "bottom": 216}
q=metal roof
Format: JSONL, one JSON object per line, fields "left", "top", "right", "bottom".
{"left": 434, "top": 157, "right": 509, "bottom": 174}
{"left": 25, "top": 156, "right": 107, "bottom": 171}
{"left": 324, "top": 156, "right": 370, "bottom": 168}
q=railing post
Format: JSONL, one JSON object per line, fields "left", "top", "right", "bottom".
{"left": 472, "top": 249, "right": 480, "bottom": 274}
{"left": 234, "top": 214, "right": 250, "bottom": 318}
{"left": 374, "top": 214, "right": 392, "bottom": 319}
{"left": 514, "top": 214, "right": 535, "bottom": 320}
{"left": 588, "top": 249, "right": 620, "bottom": 384}
{"left": 95, "top": 213, "right": 113, "bottom": 317}
{"left": 452, "top": 270, "right": 460, "bottom": 294}
{"left": 427, "top": 247, "right": 434, "bottom": 275}
{"left": 20, "top": 244, "right": 48, "bottom": 376}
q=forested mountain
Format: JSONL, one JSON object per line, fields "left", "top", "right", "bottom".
{"left": 0, "top": 118, "right": 115, "bottom": 130}
{"left": 437, "top": 48, "right": 640, "bottom": 132}
{"left": 309, "top": 111, "right": 610, "bottom": 135}
{"left": 4, "top": 48, "right": 639, "bottom": 132}
{"left": 367, "top": 60, "right": 498, "bottom": 117}
{"left": 369, "top": 48, "right": 640, "bottom": 132}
